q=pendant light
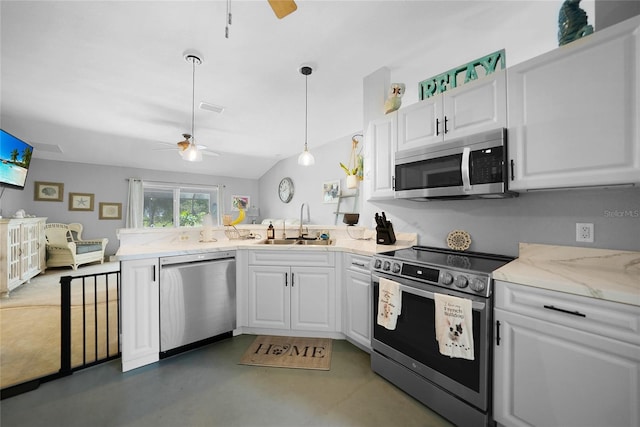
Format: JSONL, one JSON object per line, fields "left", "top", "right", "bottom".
{"left": 298, "top": 65, "right": 315, "bottom": 166}
{"left": 183, "top": 53, "right": 203, "bottom": 162}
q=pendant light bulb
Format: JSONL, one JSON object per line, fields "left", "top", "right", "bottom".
{"left": 298, "top": 65, "right": 315, "bottom": 166}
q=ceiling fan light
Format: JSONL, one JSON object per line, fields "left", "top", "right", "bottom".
{"left": 183, "top": 143, "right": 203, "bottom": 162}
{"left": 298, "top": 147, "right": 315, "bottom": 166}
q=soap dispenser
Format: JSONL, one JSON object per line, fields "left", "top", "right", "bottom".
{"left": 267, "top": 222, "right": 275, "bottom": 239}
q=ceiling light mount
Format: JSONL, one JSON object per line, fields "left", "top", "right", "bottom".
{"left": 183, "top": 50, "right": 204, "bottom": 65}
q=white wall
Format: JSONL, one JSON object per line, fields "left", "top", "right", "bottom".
{"left": 0, "top": 159, "right": 259, "bottom": 256}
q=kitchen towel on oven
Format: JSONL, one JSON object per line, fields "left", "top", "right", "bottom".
{"left": 377, "top": 277, "right": 402, "bottom": 330}
{"left": 434, "top": 293, "right": 474, "bottom": 360}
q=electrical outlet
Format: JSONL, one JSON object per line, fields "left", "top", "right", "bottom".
{"left": 576, "top": 223, "right": 594, "bottom": 243}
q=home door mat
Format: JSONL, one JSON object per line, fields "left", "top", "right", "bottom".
{"left": 239, "top": 336, "right": 332, "bottom": 370}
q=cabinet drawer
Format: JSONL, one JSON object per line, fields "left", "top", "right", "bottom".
{"left": 495, "top": 280, "right": 640, "bottom": 345}
{"left": 344, "top": 253, "right": 371, "bottom": 274}
{"left": 249, "top": 250, "right": 335, "bottom": 267}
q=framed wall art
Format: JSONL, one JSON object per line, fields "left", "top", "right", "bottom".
{"left": 322, "top": 180, "right": 340, "bottom": 203}
{"left": 99, "top": 202, "right": 122, "bottom": 220}
{"left": 232, "top": 195, "right": 250, "bottom": 211}
{"left": 68, "top": 193, "right": 95, "bottom": 211}
{"left": 34, "top": 181, "right": 64, "bottom": 202}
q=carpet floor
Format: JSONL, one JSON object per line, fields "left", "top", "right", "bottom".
{"left": 0, "top": 262, "right": 120, "bottom": 389}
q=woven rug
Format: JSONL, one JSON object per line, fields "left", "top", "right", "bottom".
{"left": 239, "top": 335, "right": 332, "bottom": 370}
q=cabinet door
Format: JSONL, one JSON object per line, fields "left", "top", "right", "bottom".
{"left": 21, "top": 221, "right": 41, "bottom": 278}
{"left": 444, "top": 69, "right": 506, "bottom": 139}
{"left": 290, "top": 267, "right": 335, "bottom": 332}
{"left": 121, "top": 258, "right": 160, "bottom": 372}
{"left": 365, "top": 114, "right": 396, "bottom": 200}
{"left": 248, "top": 266, "right": 290, "bottom": 329}
{"left": 494, "top": 308, "right": 640, "bottom": 427}
{"left": 508, "top": 17, "right": 640, "bottom": 190}
{"left": 344, "top": 269, "right": 371, "bottom": 350}
{"left": 397, "top": 97, "right": 441, "bottom": 152}
{"left": 6, "top": 223, "right": 22, "bottom": 289}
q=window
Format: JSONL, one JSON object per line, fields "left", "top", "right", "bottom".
{"left": 142, "top": 182, "right": 219, "bottom": 228}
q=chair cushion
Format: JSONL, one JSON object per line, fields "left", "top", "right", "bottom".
{"left": 75, "top": 243, "right": 102, "bottom": 254}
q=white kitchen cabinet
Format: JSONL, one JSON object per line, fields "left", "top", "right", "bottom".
{"left": 507, "top": 15, "right": 640, "bottom": 191}
{"left": 342, "top": 253, "right": 372, "bottom": 351}
{"left": 493, "top": 280, "right": 640, "bottom": 427}
{"left": 247, "top": 250, "right": 336, "bottom": 333}
{"left": 1, "top": 217, "right": 46, "bottom": 294}
{"left": 397, "top": 70, "right": 506, "bottom": 152}
{"left": 121, "top": 257, "right": 160, "bottom": 372}
{"left": 365, "top": 113, "right": 396, "bottom": 200}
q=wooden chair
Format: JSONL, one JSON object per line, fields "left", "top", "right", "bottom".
{"left": 44, "top": 223, "right": 108, "bottom": 270}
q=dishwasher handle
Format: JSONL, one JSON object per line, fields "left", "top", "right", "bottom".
{"left": 160, "top": 251, "right": 236, "bottom": 268}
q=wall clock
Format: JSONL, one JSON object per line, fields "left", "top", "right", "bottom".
{"left": 278, "top": 177, "right": 294, "bottom": 203}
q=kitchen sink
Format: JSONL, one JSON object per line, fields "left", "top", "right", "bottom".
{"left": 260, "top": 239, "right": 334, "bottom": 246}
{"left": 261, "top": 239, "right": 298, "bottom": 245}
{"left": 297, "top": 239, "right": 334, "bottom": 246}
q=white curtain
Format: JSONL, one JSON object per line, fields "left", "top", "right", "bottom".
{"left": 126, "top": 178, "right": 144, "bottom": 228}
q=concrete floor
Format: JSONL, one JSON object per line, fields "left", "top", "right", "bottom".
{"left": 0, "top": 334, "right": 454, "bottom": 427}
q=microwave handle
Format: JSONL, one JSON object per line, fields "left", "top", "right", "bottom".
{"left": 461, "top": 146, "right": 472, "bottom": 191}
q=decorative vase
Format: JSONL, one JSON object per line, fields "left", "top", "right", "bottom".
{"left": 346, "top": 174, "right": 358, "bottom": 189}
{"left": 558, "top": 0, "right": 594, "bottom": 46}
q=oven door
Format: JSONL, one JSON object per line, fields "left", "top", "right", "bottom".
{"left": 371, "top": 272, "right": 491, "bottom": 411}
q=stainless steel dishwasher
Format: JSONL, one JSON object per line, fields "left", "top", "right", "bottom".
{"left": 159, "top": 251, "right": 236, "bottom": 357}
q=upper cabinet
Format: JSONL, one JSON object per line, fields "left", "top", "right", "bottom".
{"left": 365, "top": 113, "right": 397, "bottom": 200}
{"left": 508, "top": 15, "right": 640, "bottom": 191}
{"left": 397, "top": 70, "right": 507, "bottom": 152}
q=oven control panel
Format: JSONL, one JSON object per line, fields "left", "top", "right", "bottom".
{"left": 373, "top": 257, "right": 490, "bottom": 297}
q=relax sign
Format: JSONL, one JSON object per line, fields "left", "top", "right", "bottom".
{"left": 419, "top": 49, "right": 505, "bottom": 100}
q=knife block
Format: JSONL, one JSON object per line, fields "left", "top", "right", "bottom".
{"left": 376, "top": 223, "right": 396, "bottom": 245}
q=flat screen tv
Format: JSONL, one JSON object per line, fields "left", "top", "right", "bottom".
{"left": 0, "top": 129, "right": 34, "bottom": 190}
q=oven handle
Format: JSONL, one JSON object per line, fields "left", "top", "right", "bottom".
{"left": 373, "top": 275, "right": 486, "bottom": 311}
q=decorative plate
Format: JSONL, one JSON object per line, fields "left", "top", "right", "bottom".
{"left": 446, "top": 230, "right": 471, "bottom": 251}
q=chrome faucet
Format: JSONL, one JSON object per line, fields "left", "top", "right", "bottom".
{"left": 299, "top": 203, "right": 310, "bottom": 238}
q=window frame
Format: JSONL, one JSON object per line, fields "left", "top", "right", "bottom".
{"left": 142, "top": 181, "right": 220, "bottom": 228}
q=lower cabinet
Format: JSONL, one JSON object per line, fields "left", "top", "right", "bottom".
{"left": 121, "top": 258, "right": 159, "bottom": 372}
{"left": 342, "top": 253, "right": 372, "bottom": 351}
{"left": 493, "top": 280, "right": 640, "bottom": 427}
{"left": 247, "top": 250, "right": 336, "bottom": 333}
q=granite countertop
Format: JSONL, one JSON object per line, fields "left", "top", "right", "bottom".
{"left": 493, "top": 243, "right": 640, "bottom": 307}
{"left": 115, "top": 226, "right": 417, "bottom": 260}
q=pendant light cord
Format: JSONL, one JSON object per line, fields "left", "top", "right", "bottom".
{"left": 191, "top": 57, "right": 196, "bottom": 142}
{"left": 304, "top": 73, "right": 308, "bottom": 150}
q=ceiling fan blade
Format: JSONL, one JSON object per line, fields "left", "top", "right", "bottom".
{"left": 268, "top": 0, "right": 297, "bottom": 19}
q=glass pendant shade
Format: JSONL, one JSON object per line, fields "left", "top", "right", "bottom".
{"left": 298, "top": 145, "right": 315, "bottom": 166}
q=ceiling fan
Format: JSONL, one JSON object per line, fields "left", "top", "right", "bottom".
{"left": 155, "top": 134, "right": 219, "bottom": 160}
{"left": 268, "top": 0, "right": 297, "bottom": 19}
{"left": 225, "top": 0, "right": 296, "bottom": 37}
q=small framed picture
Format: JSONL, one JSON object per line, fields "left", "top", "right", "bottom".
{"left": 69, "top": 193, "right": 95, "bottom": 211}
{"left": 34, "top": 181, "right": 64, "bottom": 202}
{"left": 232, "top": 195, "right": 250, "bottom": 211}
{"left": 99, "top": 202, "right": 122, "bottom": 220}
{"left": 322, "top": 180, "right": 340, "bottom": 203}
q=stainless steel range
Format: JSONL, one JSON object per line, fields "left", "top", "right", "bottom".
{"left": 371, "top": 246, "right": 513, "bottom": 427}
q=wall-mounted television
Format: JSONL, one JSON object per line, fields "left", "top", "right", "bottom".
{"left": 1, "top": 129, "right": 34, "bottom": 190}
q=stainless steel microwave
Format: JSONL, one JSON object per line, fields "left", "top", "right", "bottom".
{"left": 394, "top": 128, "right": 516, "bottom": 200}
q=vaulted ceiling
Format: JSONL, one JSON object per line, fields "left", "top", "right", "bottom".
{"left": 1, "top": 1, "right": 569, "bottom": 179}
